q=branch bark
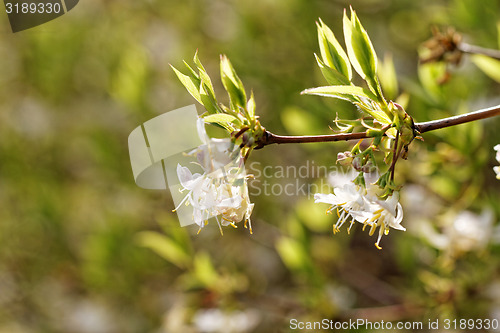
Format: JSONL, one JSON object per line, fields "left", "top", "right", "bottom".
{"left": 256, "top": 105, "right": 500, "bottom": 148}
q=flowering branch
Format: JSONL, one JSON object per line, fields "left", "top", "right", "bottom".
{"left": 167, "top": 8, "right": 500, "bottom": 248}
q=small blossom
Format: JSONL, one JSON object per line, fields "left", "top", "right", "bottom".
{"left": 314, "top": 179, "right": 405, "bottom": 249}
{"left": 174, "top": 119, "right": 254, "bottom": 234}
{"left": 336, "top": 151, "right": 353, "bottom": 166}
{"left": 420, "top": 210, "right": 496, "bottom": 255}
{"left": 494, "top": 144, "right": 500, "bottom": 179}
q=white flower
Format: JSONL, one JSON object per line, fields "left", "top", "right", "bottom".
{"left": 421, "top": 209, "right": 496, "bottom": 255}
{"left": 174, "top": 119, "right": 254, "bottom": 234}
{"left": 314, "top": 184, "right": 371, "bottom": 234}
{"left": 494, "top": 144, "right": 500, "bottom": 179}
{"left": 193, "top": 308, "right": 260, "bottom": 333}
{"left": 367, "top": 192, "right": 405, "bottom": 249}
{"left": 314, "top": 179, "right": 405, "bottom": 249}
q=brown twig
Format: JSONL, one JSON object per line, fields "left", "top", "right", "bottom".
{"left": 255, "top": 105, "right": 500, "bottom": 148}
{"left": 458, "top": 42, "right": 500, "bottom": 60}
{"left": 414, "top": 105, "right": 500, "bottom": 134}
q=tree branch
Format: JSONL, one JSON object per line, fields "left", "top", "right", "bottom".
{"left": 255, "top": 105, "right": 500, "bottom": 148}
{"left": 458, "top": 42, "right": 500, "bottom": 60}
{"left": 414, "top": 105, "right": 500, "bottom": 133}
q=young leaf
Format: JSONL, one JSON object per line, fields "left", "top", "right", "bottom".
{"left": 170, "top": 64, "right": 203, "bottom": 104}
{"left": 471, "top": 54, "right": 500, "bottom": 83}
{"left": 203, "top": 113, "right": 238, "bottom": 124}
{"left": 193, "top": 51, "right": 217, "bottom": 99}
{"left": 301, "top": 85, "right": 377, "bottom": 101}
{"left": 247, "top": 91, "right": 256, "bottom": 119}
{"left": 199, "top": 83, "right": 219, "bottom": 114}
{"left": 317, "top": 18, "right": 352, "bottom": 80}
{"left": 315, "top": 54, "right": 351, "bottom": 86}
{"left": 220, "top": 55, "right": 247, "bottom": 108}
{"left": 379, "top": 53, "right": 399, "bottom": 100}
{"left": 343, "top": 8, "right": 380, "bottom": 95}
{"left": 136, "top": 231, "right": 191, "bottom": 269}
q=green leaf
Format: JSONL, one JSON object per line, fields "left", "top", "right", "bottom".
{"left": 343, "top": 8, "right": 380, "bottom": 95}
{"left": 170, "top": 64, "right": 202, "bottom": 104}
{"left": 220, "top": 55, "right": 247, "bottom": 108}
{"left": 193, "top": 252, "right": 219, "bottom": 288}
{"left": 275, "top": 237, "right": 311, "bottom": 271}
{"left": 317, "top": 18, "right": 352, "bottom": 80}
{"left": 193, "top": 49, "right": 206, "bottom": 72}
{"left": 246, "top": 91, "right": 256, "bottom": 118}
{"left": 193, "top": 52, "right": 216, "bottom": 99}
{"left": 136, "top": 231, "right": 191, "bottom": 269}
{"left": 314, "top": 54, "right": 351, "bottom": 86}
{"left": 301, "top": 85, "right": 377, "bottom": 101}
{"left": 471, "top": 54, "right": 500, "bottom": 83}
{"left": 379, "top": 53, "right": 398, "bottom": 100}
{"left": 203, "top": 113, "right": 238, "bottom": 124}
{"left": 199, "top": 83, "right": 219, "bottom": 114}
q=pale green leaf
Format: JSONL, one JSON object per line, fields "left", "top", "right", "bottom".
{"left": 317, "top": 18, "right": 352, "bottom": 80}
{"left": 170, "top": 64, "right": 202, "bottom": 104}
{"left": 246, "top": 91, "right": 256, "bottom": 118}
{"left": 203, "top": 113, "right": 238, "bottom": 123}
{"left": 199, "top": 83, "right": 219, "bottom": 114}
{"left": 301, "top": 85, "right": 377, "bottom": 101}
{"left": 193, "top": 252, "right": 219, "bottom": 288}
{"left": 193, "top": 51, "right": 216, "bottom": 99}
{"left": 315, "top": 54, "right": 351, "bottom": 86}
{"left": 275, "top": 237, "right": 310, "bottom": 271}
{"left": 343, "top": 8, "right": 381, "bottom": 97}
{"left": 136, "top": 231, "right": 191, "bottom": 269}
{"left": 379, "top": 53, "right": 398, "bottom": 100}
{"left": 220, "top": 55, "right": 247, "bottom": 108}
{"left": 471, "top": 54, "right": 500, "bottom": 83}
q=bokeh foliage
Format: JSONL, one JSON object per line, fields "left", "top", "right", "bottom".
{"left": 0, "top": 0, "right": 500, "bottom": 332}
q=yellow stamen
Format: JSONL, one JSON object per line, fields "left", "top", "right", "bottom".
{"left": 362, "top": 219, "right": 369, "bottom": 231}
{"left": 347, "top": 220, "right": 355, "bottom": 234}
{"left": 375, "top": 243, "right": 382, "bottom": 250}
{"left": 369, "top": 223, "right": 377, "bottom": 236}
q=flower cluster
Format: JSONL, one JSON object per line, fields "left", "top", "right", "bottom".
{"left": 174, "top": 119, "right": 254, "bottom": 234}
{"left": 314, "top": 175, "right": 405, "bottom": 249}
{"left": 494, "top": 144, "right": 500, "bottom": 179}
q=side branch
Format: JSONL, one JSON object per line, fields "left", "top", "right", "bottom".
{"left": 256, "top": 131, "right": 368, "bottom": 148}
{"left": 414, "top": 105, "right": 500, "bottom": 133}
{"left": 255, "top": 105, "right": 500, "bottom": 148}
{"left": 458, "top": 43, "right": 500, "bottom": 60}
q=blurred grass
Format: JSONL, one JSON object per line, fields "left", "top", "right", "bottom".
{"left": 0, "top": 0, "right": 500, "bottom": 332}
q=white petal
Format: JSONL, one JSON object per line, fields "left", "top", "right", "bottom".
{"left": 197, "top": 118, "right": 209, "bottom": 144}
{"left": 389, "top": 203, "right": 405, "bottom": 231}
{"left": 218, "top": 194, "right": 243, "bottom": 209}
{"left": 494, "top": 166, "right": 500, "bottom": 178}
{"left": 177, "top": 164, "right": 193, "bottom": 184}
{"left": 314, "top": 193, "right": 338, "bottom": 205}
{"left": 376, "top": 192, "right": 399, "bottom": 217}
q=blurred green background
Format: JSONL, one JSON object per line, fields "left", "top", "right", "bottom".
{"left": 1, "top": 0, "right": 500, "bottom": 332}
